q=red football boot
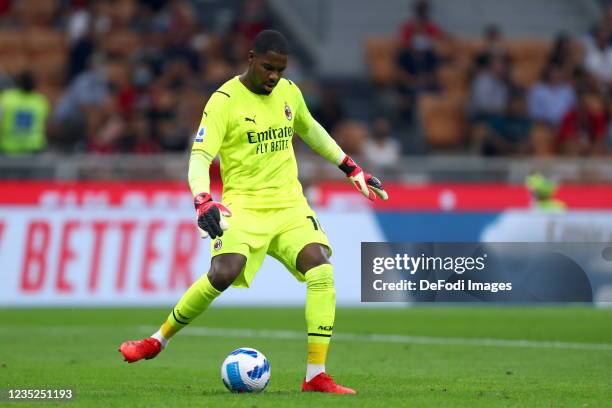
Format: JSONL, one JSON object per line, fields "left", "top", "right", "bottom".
{"left": 302, "top": 373, "right": 356, "bottom": 394}
{"left": 119, "top": 338, "right": 162, "bottom": 363}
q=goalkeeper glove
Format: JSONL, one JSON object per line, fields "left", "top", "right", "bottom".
{"left": 194, "top": 192, "right": 232, "bottom": 239}
{"left": 338, "top": 155, "right": 389, "bottom": 201}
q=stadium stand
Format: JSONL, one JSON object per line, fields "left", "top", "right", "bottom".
{"left": 0, "top": 0, "right": 610, "bottom": 182}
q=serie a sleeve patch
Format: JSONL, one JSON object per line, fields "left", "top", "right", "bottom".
{"left": 195, "top": 126, "right": 206, "bottom": 142}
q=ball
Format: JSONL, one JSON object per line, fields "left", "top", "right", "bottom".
{"left": 221, "top": 347, "right": 270, "bottom": 393}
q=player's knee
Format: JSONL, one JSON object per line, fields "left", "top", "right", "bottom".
{"left": 208, "top": 254, "right": 246, "bottom": 291}
{"left": 296, "top": 243, "right": 330, "bottom": 274}
{"left": 305, "top": 264, "right": 335, "bottom": 291}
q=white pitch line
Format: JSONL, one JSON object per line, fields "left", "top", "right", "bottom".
{"left": 139, "top": 326, "right": 612, "bottom": 351}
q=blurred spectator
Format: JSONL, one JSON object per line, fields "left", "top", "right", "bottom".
{"left": 399, "top": 0, "right": 443, "bottom": 49}
{"left": 558, "top": 90, "right": 607, "bottom": 155}
{"left": 468, "top": 54, "right": 511, "bottom": 121}
{"left": 67, "top": 26, "right": 95, "bottom": 81}
{"left": 117, "top": 113, "right": 159, "bottom": 154}
{"left": 477, "top": 24, "right": 508, "bottom": 61}
{"left": 153, "top": 88, "right": 190, "bottom": 152}
{"left": 53, "top": 53, "right": 111, "bottom": 150}
{"left": 394, "top": 0, "right": 442, "bottom": 122}
{"left": 471, "top": 91, "right": 531, "bottom": 156}
{"left": 88, "top": 112, "right": 125, "bottom": 153}
{"left": 527, "top": 64, "right": 576, "bottom": 127}
{"left": 159, "top": 57, "right": 199, "bottom": 92}
{"left": 583, "top": 25, "right": 612, "bottom": 86}
{"left": 55, "top": 53, "right": 111, "bottom": 119}
{"left": 117, "top": 63, "right": 157, "bottom": 121}
{"left": 396, "top": 44, "right": 440, "bottom": 92}
{"left": 0, "top": 0, "right": 10, "bottom": 17}
{"left": 364, "top": 117, "right": 401, "bottom": 167}
{"left": 601, "top": 4, "right": 612, "bottom": 36}
{"left": 548, "top": 33, "right": 581, "bottom": 77}
{"left": 0, "top": 72, "right": 49, "bottom": 154}
{"left": 219, "top": 0, "right": 271, "bottom": 67}
{"left": 233, "top": 0, "right": 271, "bottom": 42}
{"left": 66, "top": 3, "right": 90, "bottom": 43}
{"left": 0, "top": 68, "right": 13, "bottom": 92}
{"left": 312, "top": 87, "right": 345, "bottom": 133}
{"left": 161, "top": 1, "right": 201, "bottom": 74}
{"left": 570, "top": 65, "right": 600, "bottom": 94}
{"left": 525, "top": 173, "right": 566, "bottom": 211}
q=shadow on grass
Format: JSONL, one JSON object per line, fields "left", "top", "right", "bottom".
{"left": 199, "top": 390, "right": 298, "bottom": 397}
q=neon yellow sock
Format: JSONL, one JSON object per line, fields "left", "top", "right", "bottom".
{"left": 304, "top": 264, "right": 335, "bottom": 365}
{"left": 159, "top": 274, "right": 221, "bottom": 339}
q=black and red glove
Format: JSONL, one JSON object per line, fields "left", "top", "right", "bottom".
{"left": 194, "top": 193, "right": 232, "bottom": 239}
{"left": 338, "top": 155, "right": 389, "bottom": 201}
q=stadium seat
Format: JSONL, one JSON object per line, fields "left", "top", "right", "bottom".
{"left": 418, "top": 93, "right": 466, "bottom": 148}
{"left": 506, "top": 39, "right": 550, "bottom": 65}
{"left": 112, "top": 0, "right": 138, "bottom": 26}
{"left": 13, "top": 0, "right": 57, "bottom": 26}
{"left": 437, "top": 63, "right": 469, "bottom": 99}
{"left": 103, "top": 31, "right": 141, "bottom": 58}
{"left": 0, "top": 51, "right": 28, "bottom": 75}
{"left": 363, "top": 37, "right": 399, "bottom": 86}
{"left": 512, "top": 60, "right": 545, "bottom": 87}
{"left": 30, "top": 52, "right": 66, "bottom": 86}
{"left": 23, "top": 28, "right": 66, "bottom": 57}
{"left": 0, "top": 30, "right": 24, "bottom": 54}
{"left": 332, "top": 120, "right": 368, "bottom": 155}
{"left": 504, "top": 39, "right": 550, "bottom": 87}
{"left": 530, "top": 123, "right": 555, "bottom": 156}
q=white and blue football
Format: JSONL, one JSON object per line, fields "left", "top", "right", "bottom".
{"left": 221, "top": 347, "right": 270, "bottom": 393}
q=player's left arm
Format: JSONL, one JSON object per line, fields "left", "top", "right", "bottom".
{"left": 292, "top": 83, "right": 388, "bottom": 201}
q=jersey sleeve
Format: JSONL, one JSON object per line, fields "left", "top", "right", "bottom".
{"left": 191, "top": 92, "right": 230, "bottom": 160}
{"left": 292, "top": 83, "right": 345, "bottom": 165}
{"left": 188, "top": 92, "right": 230, "bottom": 196}
{"left": 293, "top": 83, "right": 315, "bottom": 135}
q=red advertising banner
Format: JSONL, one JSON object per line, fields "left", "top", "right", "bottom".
{"left": 0, "top": 181, "right": 610, "bottom": 210}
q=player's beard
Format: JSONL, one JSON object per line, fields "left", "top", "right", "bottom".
{"left": 261, "top": 82, "right": 275, "bottom": 94}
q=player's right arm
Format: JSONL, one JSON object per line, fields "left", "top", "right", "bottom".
{"left": 189, "top": 92, "right": 232, "bottom": 239}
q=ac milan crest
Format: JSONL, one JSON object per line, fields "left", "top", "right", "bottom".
{"left": 284, "top": 102, "right": 292, "bottom": 120}
{"left": 214, "top": 239, "right": 222, "bottom": 251}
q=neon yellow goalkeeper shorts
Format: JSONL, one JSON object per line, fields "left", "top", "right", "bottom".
{"left": 209, "top": 202, "right": 331, "bottom": 288}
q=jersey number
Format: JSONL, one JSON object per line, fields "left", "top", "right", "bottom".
{"left": 306, "top": 216, "right": 324, "bottom": 232}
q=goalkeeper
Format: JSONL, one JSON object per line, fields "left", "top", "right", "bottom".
{"left": 119, "top": 30, "right": 388, "bottom": 394}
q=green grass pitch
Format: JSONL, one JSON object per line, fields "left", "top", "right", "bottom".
{"left": 0, "top": 307, "right": 611, "bottom": 407}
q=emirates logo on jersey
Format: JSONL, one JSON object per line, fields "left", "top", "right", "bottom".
{"left": 284, "top": 102, "right": 292, "bottom": 121}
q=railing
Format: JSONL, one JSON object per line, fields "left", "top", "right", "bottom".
{"left": 1, "top": 153, "right": 611, "bottom": 183}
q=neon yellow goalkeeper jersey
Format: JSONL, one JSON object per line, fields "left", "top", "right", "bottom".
{"left": 191, "top": 76, "right": 314, "bottom": 209}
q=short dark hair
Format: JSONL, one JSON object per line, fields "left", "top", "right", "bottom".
{"left": 16, "top": 71, "right": 35, "bottom": 92}
{"left": 253, "top": 30, "right": 289, "bottom": 55}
